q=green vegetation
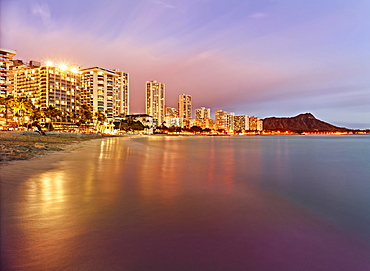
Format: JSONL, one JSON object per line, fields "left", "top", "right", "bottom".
{"left": 0, "top": 94, "right": 105, "bottom": 132}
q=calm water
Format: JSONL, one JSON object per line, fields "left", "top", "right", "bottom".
{"left": 1, "top": 135, "right": 370, "bottom": 270}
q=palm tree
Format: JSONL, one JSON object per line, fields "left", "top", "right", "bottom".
{"left": 41, "top": 105, "right": 62, "bottom": 131}
{"left": 0, "top": 95, "right": 14, "bottom": 125}
{"left": 12, "top": 96, "right": 36, "bottom": 126}
{"left": 22, "top": 98, "right": 38, "bottom": 124}
{"left": 94, "top": 110, "right": 107, "bottom": 132}
{"left": 77, "top": 104, "right": 93, "bottom": 132}
{"left": 29, "top": 106, "right": 42, "bottom": 122}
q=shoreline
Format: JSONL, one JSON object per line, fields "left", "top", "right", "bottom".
{"left": 1, "top": 131, "right": 368, "bottom": 164}
{"left": 0, "top": 131, "right": 107, "bottom": 164}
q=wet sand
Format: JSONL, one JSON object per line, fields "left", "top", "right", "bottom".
{"left": 0, "top": 131, "right": 105, "bottom": 163}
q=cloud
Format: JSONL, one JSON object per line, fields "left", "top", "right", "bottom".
{"left": 249, "top": 12, "right": 268, "bottom": 19}
{"left": 31, "top": 2, "right": 52, "bottom": 26}
{"left": 151, "top": 0, "right": 177, "bottom": 9}
{"left": 2, "top": 0, "right": 369, "bottom": 128}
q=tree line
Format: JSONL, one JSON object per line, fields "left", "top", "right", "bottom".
{"left": 0, "top": 94, "right": 107, "bottom": 131}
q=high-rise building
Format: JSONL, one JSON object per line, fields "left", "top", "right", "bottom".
{"left": 164, "top": 106, "right": 181, "bottom": 127}
{"left": 215, "top": 110, "right": 228, "bottom": 130}
{"left": 0, "top": 48, "right": 16, "bottom": 97}
{"left": 146, "top": 80, "right": 165, "bottom": 125}
{"left": 165, "top": 106, "right": 178, "bottom": 118}
{"left": 113, "top": 70, "right": 129, "bottom": 118}
{"left": 249, "top": 116, "right": 263, "bottom": 131}
{"left": 193, "top": 118, "right": 214, "bottom": 129}
{"left": 195, "top": 107, "right": 210, "bottom": 119}
{"left": 12, "top": 61, "right": 81, "bottom": 113}
{"left": 234, "top": 115, "right": 250, "bottom": 131}
{"left": 226, "top": 112, "right": 235, "bottom": 132}
{"left": 178, "top": 94, "right": 192, "bottom": 119}
{"left": 178, "top": 94, "right": 192, "bottom": 128}
{"left": 257, "top": 119, "right": 263, "bottom": 131}
{"left": 80, "top": 67, "right": 129, "bottom": 120}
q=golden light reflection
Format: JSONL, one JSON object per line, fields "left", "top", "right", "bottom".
{"left": 137, "top": 137, "right": 182, "bottom": 205}
{"left": 218, "top": 140, "right": 235, "bottom": 193}
{"left": 20, "top": 169, "right": 83, "bottom": 270}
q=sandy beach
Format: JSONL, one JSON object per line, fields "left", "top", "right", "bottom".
{"left": 0, "top": 131, "right": 105, "bottom": 164}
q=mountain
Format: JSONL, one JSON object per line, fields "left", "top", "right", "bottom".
{"left": 263, "top": 113, "right": 348, "bottom": 132}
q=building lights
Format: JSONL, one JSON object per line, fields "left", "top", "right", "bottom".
{"left": 44, "top": 60, "right": 80, "bottom": 73}
{"left": 70, "top": 67, "right": 79, "bottom": 73}
{"left": 59, "top": 64, "right": 68, "bottom": 70}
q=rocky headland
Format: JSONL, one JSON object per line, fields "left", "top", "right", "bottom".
{"left": 263, "top": 113, "right": 349, "bottom": 132}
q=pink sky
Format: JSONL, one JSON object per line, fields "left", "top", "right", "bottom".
{"left": 1, "top": 0, "right": 370, "bottom": 128}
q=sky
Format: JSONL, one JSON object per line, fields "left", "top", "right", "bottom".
{"left": 1, "top": 0, "right": 370, "bottom": 129}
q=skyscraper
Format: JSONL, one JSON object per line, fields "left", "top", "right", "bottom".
{"left": 195, "top": 107, "right": 210, "bottom": 119}
{"left": 80, "top": 67, "right": 129, "bottom": 120}
{"left": 0, "top": 48, "right": 16, "bottom": 97}
{"left": 249, "top": 116, "right": 263, "bottom": 131}
{"left": 165, "top": 106, "right": 178, "bottom": 118}
{"left": 146, "top": 80, "right": 165, "bottom": 125}
{"left": 12, "top": 61, "right": 80, "bottom": 113}
{"left": 234, "top": 115, "right": 249, "bottom": 131}
{"left": 178, "top": 94, "right": 192, "bottom": 119}
{"left": 113, "top": 70, "right": 129, "bottom": 118}
{"left": 178, "top": 94, "right": 192, "bottom": 128}
{"left": 226, "top": 112, "right": 235, "bottom": 132}
{"left": 215, "top": 110, "right": 228, "bottom": 130}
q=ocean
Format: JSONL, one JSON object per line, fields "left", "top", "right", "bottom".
{"left": 1, "top": 135, "right": 370, "bottom": 270}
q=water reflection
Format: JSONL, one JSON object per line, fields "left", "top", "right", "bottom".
{"left": 1, "top": 136, "right": 370, "bottom": 270}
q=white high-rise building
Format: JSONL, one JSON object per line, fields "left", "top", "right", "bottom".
{"left": 234, "top": 115, "right": 249, "bottom": 131}
{"left": 215, "top": 110, "right": 228, "bottom": 130}
{"left": 226, "top": 112, "right": 235, "bottom": 132}
{"left": 0, "top": 48, "right": 16, "bottom": 97}
{"left": 178, "top": 94, "right": 192, "bottom": 128}
{"left": 165, "top": 106, "right": 178, "bottom": 118}
{"left": 80, "top": 67, "right": 129, "bottom": 120}
{"left": 178, "top": 94, "right": 192, "bottom": 119}
{"left": 249, "top": 116, "right": 263, "bottom": 131}
{"left": 12, "top": 61, "right": 80, "bottom": 113}
{"left": 195, "top": 107, "right": 210, "bottom": 119}
{"left": 146, "top": 80, "right": 165, "bottom": 125}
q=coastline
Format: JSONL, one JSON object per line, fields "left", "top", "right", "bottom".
{"left": 0, "top": 131, "right": 106, "bottom": 164}
{"left": 1, "top": 131, "right": 368, "bottom": 164}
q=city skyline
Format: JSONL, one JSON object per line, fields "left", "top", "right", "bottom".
{"left": 1, "top": 0, "right": 369, "bottom": 129}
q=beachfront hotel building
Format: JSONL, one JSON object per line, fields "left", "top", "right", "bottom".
{"left": 0, "top": 48, "right": 16, "bottom": 97}
{"left": 193, "top": 118, "right": 214, "bottom": 129}
{"left": 234, "top": 115, "right": 250, "bottom": 131}
{"left": 178, "top": 94, "right": 192, "bottom": 120}
{"left": 146, "top": 80, "right": 165, "bottom": 126}
{"left": 249, "top": 116, "right": 263, "bottom": 131}
{"left": 165, "top": 106, "right": 178, "bottom": 118}
{"left": 226, "top": 112, "right": 235, "bottom": 132}
{"left": 80, "top": 67, "right": 129, "bottom": 120}
{"left": 195, "top": 107, "right": 211, "bottom": 119}
{"left": 12, "top": 61, "right": 81, "bottom": 113}
{"left": 178, "top": 94, "right": 192, "bottom": 128}
{"left": 215, "top": 110, "right": 228, "bottom": 130}
{"left": 164, "top": 106, "right": 182, "bottom": 127}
